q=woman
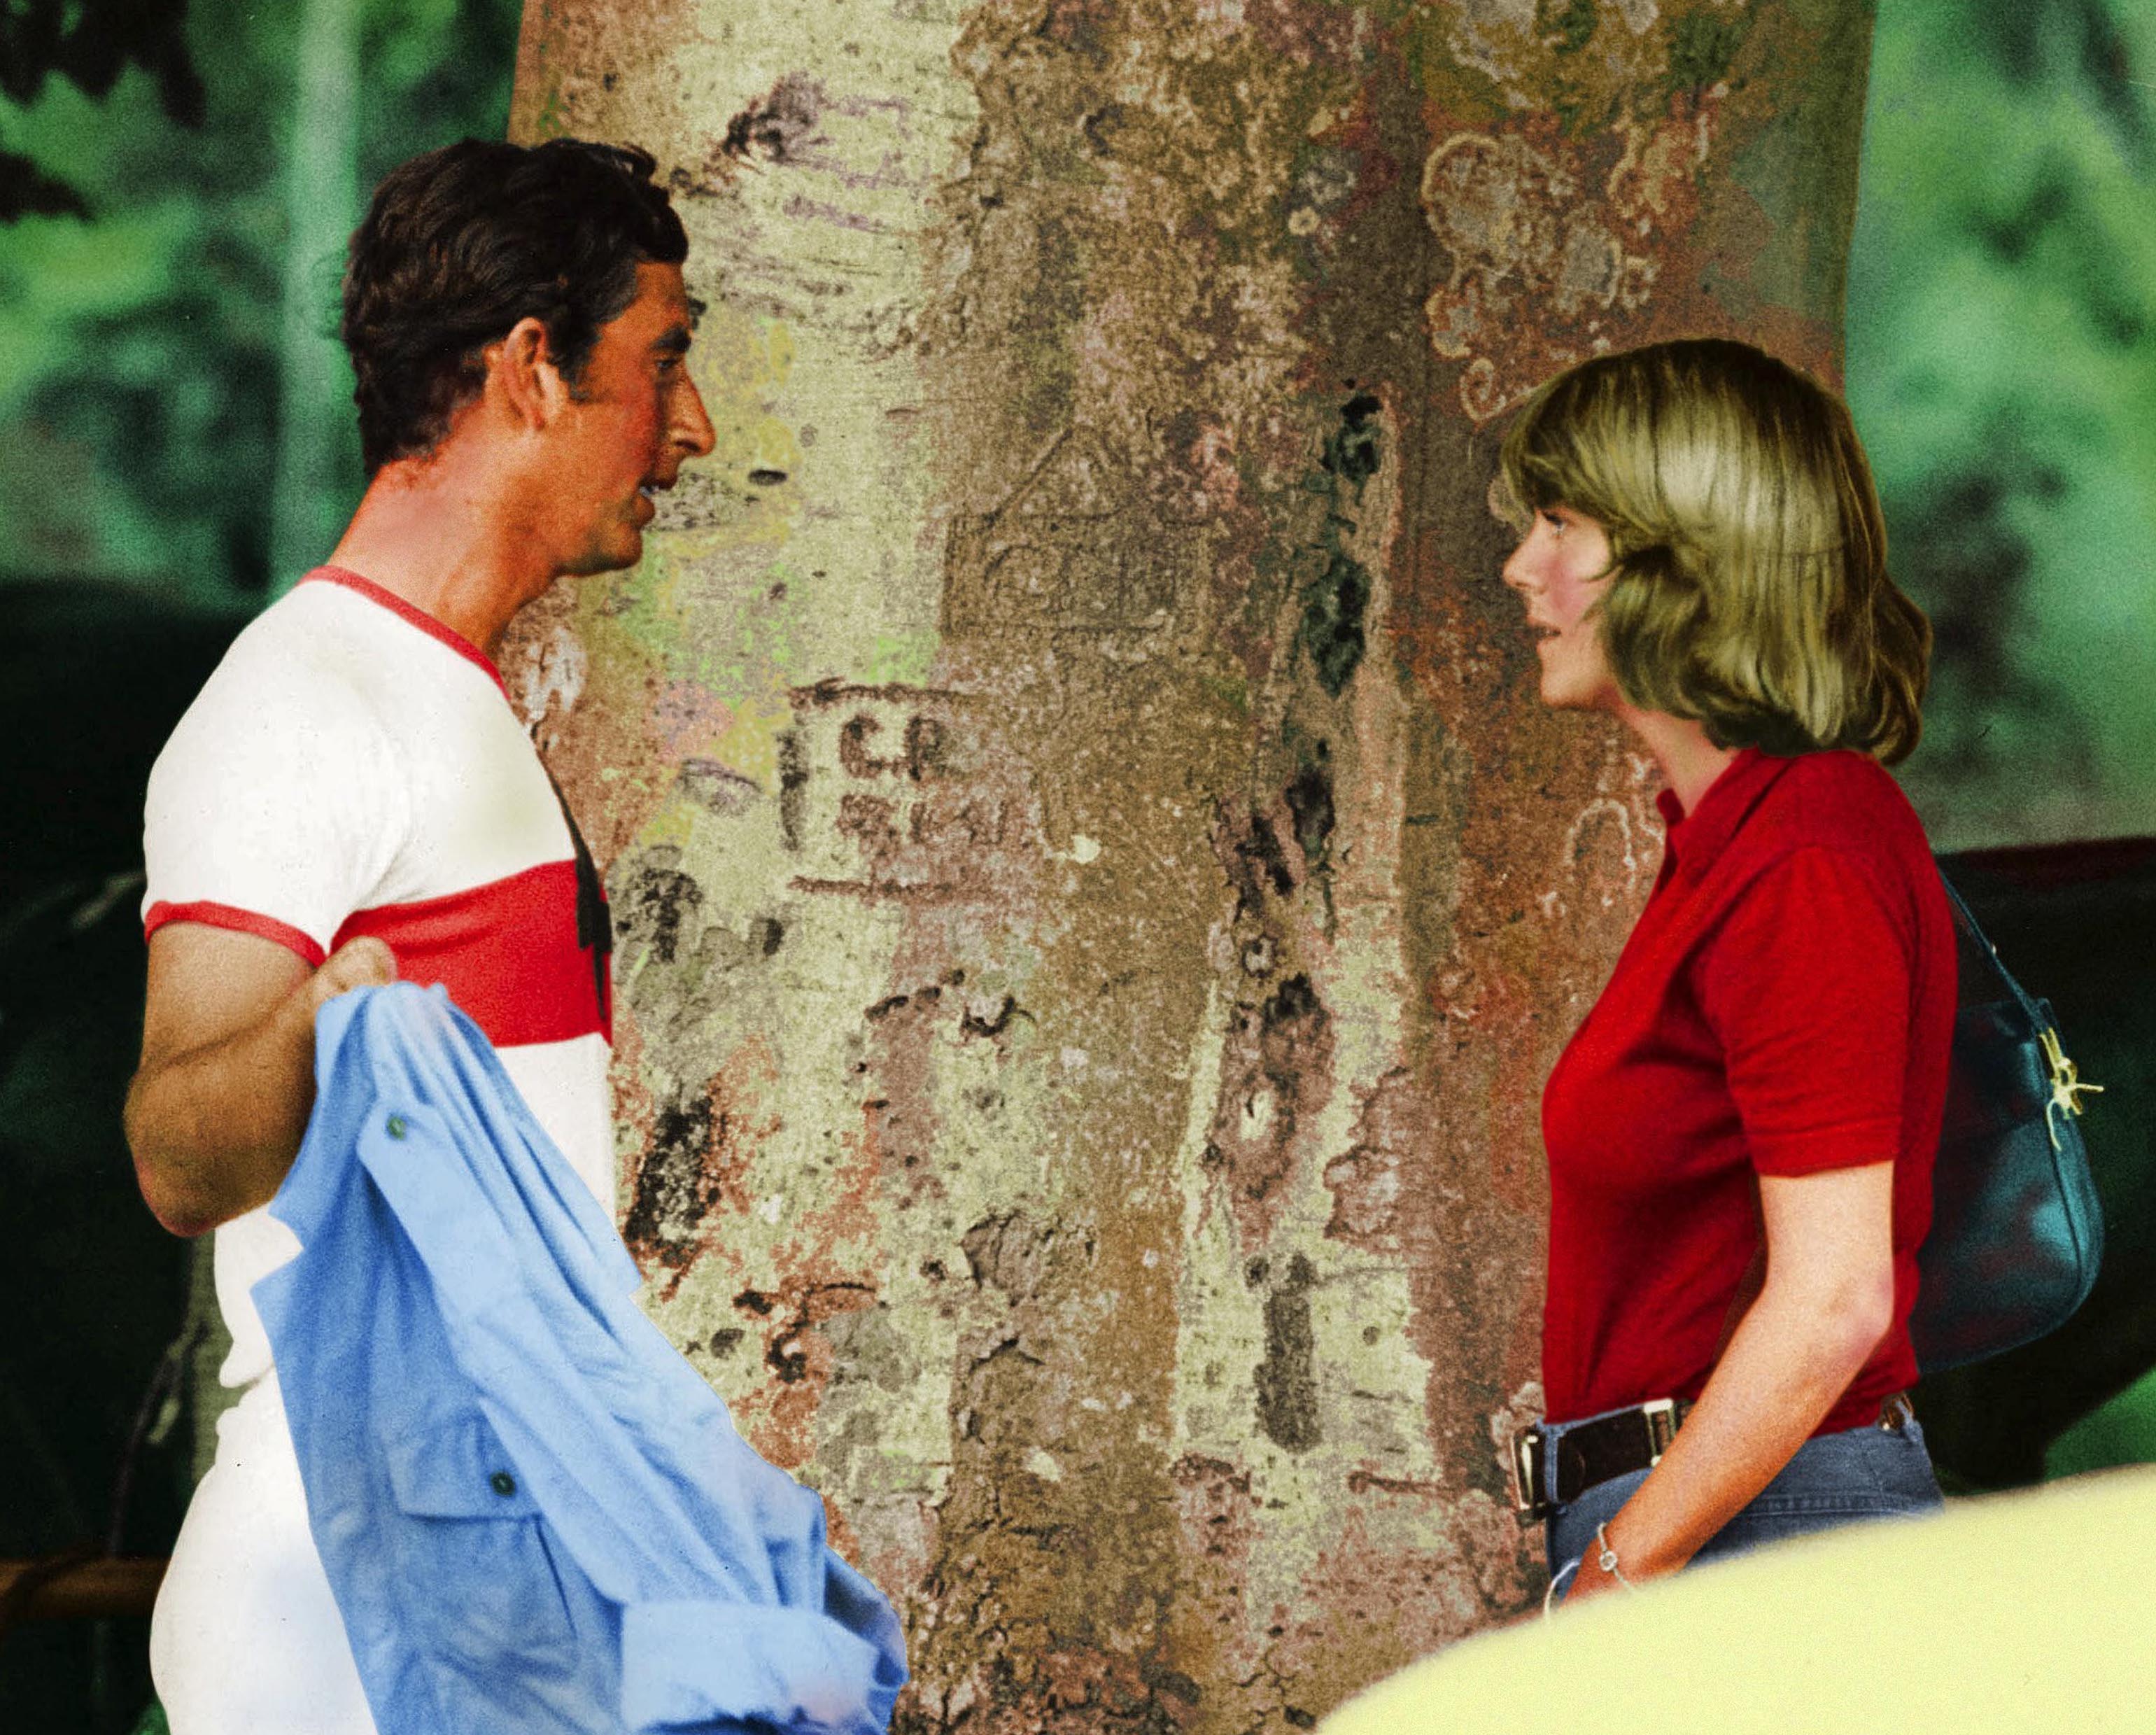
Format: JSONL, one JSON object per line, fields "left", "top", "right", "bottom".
{"left": 1497, "top": 338, "right": 1952, "bottom": 1606}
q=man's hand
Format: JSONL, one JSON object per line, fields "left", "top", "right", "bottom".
{"left": 306, "top": 935, "right": 400, "bottom": 1012}
{"left": 127, "top": 926, "right": 396, "bottom": 1235}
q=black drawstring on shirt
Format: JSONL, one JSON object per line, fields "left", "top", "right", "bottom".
{"left": 544, "top": 769, "right": 613, "bottom": 1027}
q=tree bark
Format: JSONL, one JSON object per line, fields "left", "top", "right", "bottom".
{"left": 507, "top": 1, "right": 1874, "bottom": 1727}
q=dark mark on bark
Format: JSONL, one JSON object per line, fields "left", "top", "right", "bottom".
{"left": 677, "top": 757, "right": 761, "bottom": 816}
{"left": 1297, "top": 394, "right": 1381, "bottom": 697}
{"left": 1139, "top": 1659, "right": 1202, "bottom": 1708}
{"left": 959, "top": 993, "right": 1025, "bottom": 1039}
{"left": 1258, "top": 974, "right": 1330, "bottom": 1146}
{"left": 617, "top": 859, "right": 703, "bottom": 964}
{"left": 621, "top": 1088, "right": 718, "bottom": 1260}
{"left": 1540, "top": 0, "right": 1598, "bottom": 55}
{"left": 1321, "top": 391, "right": 1383, "bottom": 496}
{"left": 734, "top": 1288, "right": 775, "bottom": 1315}
{"left": 1299, "top": 549, "right": 1370, "bottom": 698}
{"left": 768, "top": 1333, "right": 810, "bottom": 1382}
{"left": 777, "top": 731, "right": 808, "bottom": 850}
{"left": 1285, "top": 747, "right": 1335, "bottom": 871}
{"left": 1667, "top": 8, "right": 1753, "bottom": 98}
{"left": 1213, "top": 801, "right": 1299, "bottom": 915}
{"left": 1255, "top": 1252, "right": 1320, "bottom": 1451}
{"left": 721, "top": 71, "right": 824, "bottom": 165}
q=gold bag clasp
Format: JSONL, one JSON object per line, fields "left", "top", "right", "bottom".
{"left": 2038, "top": 1027, "right": 2102, "bottom": 1151}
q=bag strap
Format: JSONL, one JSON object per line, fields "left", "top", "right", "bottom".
{"left": 1936, "top": 863, "right": 2052, "bottom": 1032}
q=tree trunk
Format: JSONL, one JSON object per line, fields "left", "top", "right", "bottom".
{"left": 269, "top": 0, "right": 360, "bottom": 591}
{"left": 507, "top": 1, "right": 1873, "bottom": 1727}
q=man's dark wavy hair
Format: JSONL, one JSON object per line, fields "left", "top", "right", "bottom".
{"left": 341, "top": 137, "right": 687, "bottom": 475}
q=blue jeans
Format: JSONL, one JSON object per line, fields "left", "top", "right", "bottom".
{"left": 1544, "top": 1402, "right": 1945, "bottom": 1600}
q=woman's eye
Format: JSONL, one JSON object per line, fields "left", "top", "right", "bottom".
{"left": 1540, "top": 510, "right": 1566, "bottom": 533}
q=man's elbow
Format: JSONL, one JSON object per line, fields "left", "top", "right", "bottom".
{"left": 124, "top": 1075, "right": 221, "bottom": 1238}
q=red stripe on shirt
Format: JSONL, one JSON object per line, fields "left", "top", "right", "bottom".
{"left": 144, "top": 901, "right": 329, "bottom": 968}
{"left": 300, "top": 568, "right": 510, "bottom": 701}
{"left": 333, "top": 860, "right": 610, "bottom": 1047}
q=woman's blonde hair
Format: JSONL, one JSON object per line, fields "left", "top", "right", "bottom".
{"left": 1497, "top": 337, "right": 1929, "bottom": 764}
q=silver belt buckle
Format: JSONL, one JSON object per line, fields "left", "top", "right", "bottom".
{"left": 1509, "top": 1426, "right": 1551, "bottom": 1524}
{"left": 1642, "top": 1396, "right": 1678, "bottom": 1464}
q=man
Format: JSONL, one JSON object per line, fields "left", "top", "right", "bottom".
{"left": 127, "top": 137, "right": 714, "bottom": 1734}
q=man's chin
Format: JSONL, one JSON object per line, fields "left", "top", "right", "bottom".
{"left": 561, "top": 530, "right": 644, "bottom": 579}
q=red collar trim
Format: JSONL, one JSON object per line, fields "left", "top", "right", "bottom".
{"left": 300, "top": 567, "right": 509, "bottom": 701}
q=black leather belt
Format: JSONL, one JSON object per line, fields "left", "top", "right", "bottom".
{"left": 1509, "top": 1391, "right": 1915, "bottom": 1524}
{"left": 1509, "top": 1398, "right": 1689, "bottom": 1524}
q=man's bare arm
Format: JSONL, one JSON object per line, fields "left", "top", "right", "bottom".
{"left": 126, "top": 925, "right": 397, "bottom": 1236}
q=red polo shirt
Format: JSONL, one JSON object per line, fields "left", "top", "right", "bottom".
{"left": 1540, "top": 746, "right": 1955, "bottom": 1435}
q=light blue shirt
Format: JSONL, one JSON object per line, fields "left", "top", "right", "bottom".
{"left": 255, "top": 983, "right": 908, "bottom": 1734}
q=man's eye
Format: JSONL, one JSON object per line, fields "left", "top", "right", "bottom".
{"left": 1540, "top": 510, "right": 1567, "bottom": 533}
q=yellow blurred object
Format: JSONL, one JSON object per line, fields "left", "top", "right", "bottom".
{"left": 1322, "top": 1467, "right": 2155, "bottom": 1734}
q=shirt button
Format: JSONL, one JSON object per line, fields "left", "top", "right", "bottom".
{"left": 386, "top": 1114, "right": 407, "bottom": 1139}
{"left": 490, "top": 1470, "right": 518, "bottom": 1497}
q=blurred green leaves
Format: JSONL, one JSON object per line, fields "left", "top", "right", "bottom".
{"left": 1848, "top": 0, "right": 2156, "bottom": 847}
{"left": 0, "top": 0, "right": 520, "bottom": 603}
{"left": 0, "top": 0, "right": 203, "bottom": 220}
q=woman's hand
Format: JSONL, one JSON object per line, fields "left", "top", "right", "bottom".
{"left": 1557, "top": 1508, "right": 1681, "bottom": 1607}
{"left": 1556, "top": 1161, "right": 1898, "bottom": 1599}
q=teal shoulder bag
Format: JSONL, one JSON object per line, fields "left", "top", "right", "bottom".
{"left": 1910, "top": 870, "right": 2106, "bottom": 1374}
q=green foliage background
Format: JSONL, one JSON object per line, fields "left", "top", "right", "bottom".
{"left": 0, "top": 0, "right": 521, "bottom": 600}
{"left": 1847, "top": 0, "right": 2156, "bottom": 851}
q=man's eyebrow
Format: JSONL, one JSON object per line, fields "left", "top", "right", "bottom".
{"left": 653, "top": 323, "right": 694, "bottom": 356}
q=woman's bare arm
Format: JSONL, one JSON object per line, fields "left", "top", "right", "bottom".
{"left": 1563, "top": 1159, "right": 1897, "bottom": 1602}
{"left": 125, "top": 924, "right": 395, "bottom": 1237}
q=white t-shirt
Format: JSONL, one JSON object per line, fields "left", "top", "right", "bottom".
{"left": 141, "top": 566, "right": 614, "bottom": 1734}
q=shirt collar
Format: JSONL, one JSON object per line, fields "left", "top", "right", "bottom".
{"left": 301, "top": 566, "right": 509, "bottom": 701}
{"left": 1656, "top": 746, "right": 1795, "bottom": 880}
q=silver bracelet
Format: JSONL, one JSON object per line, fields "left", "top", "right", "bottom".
{"left": 1595, "top": 1522, "right": 1639, "bottom": 1590}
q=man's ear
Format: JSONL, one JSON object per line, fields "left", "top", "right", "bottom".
{"left": 487, "top": 316, "right": 566, "bottom": 431}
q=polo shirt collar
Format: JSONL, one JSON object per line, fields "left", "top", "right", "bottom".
{"left": 1655, "top": 746, "right": 1796, "bottom": 881}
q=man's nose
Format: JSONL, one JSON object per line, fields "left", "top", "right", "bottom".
{"left": 674, "top": 377, "right": 716, "bottom": 458}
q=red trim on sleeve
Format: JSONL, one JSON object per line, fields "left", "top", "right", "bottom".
{"left": 300, "top": 568, "right": 510, "bottom": 701}
{"left": 333, "top": 860, "right": 610, "bottom": 1047}
{"left": 143, "top": 900, "right": 329, "bottom": 969}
